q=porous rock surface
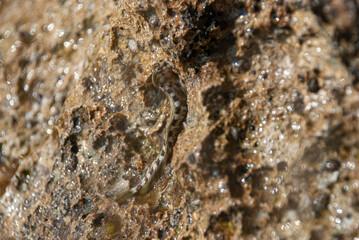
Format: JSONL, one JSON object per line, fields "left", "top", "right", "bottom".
{"left": 0, "top": 0, "right": 359, "bottom": 239}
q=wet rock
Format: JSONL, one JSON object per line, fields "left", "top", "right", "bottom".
{"left": 0, "top": 0, "right": 358, "bottom": 239}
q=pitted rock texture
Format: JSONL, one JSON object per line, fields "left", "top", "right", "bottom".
{"left": 0, "top": 0, "right": 359, "bottom": 239}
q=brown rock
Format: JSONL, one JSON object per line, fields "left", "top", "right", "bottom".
{"left": 0, "top": 0, "right": 358, "bottom": 239}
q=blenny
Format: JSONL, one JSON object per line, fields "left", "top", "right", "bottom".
{"left": 117, "top": 64, "right": 187, "bottom": 202}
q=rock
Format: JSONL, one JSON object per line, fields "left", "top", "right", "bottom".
{"left": 0, "top": 0, "right": 358, "bottom": 239}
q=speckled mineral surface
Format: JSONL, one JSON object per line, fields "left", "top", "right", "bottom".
{"left": 0, "top": 0, "right": 359, "bottom": 239}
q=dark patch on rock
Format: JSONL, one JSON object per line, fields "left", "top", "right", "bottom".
{"left": 310, "top": 227, "right": 325, "bottom": 240}
{"left": 137, "top": 6, "right": 160, "bottom": 29}
{"left": 231, "top": 57, "right": 251, "bottom": 74}
{"left": 277, "top": 161, "right": 288, "bottom": 172}
{"left": 140, "top": 82, "right": 165, "bottom": 110}
{"left": 199, "top": 126, "right": 224, "bottom": 171}
{"left": 205, "top": 210, "right": 235, "bottom": 239}
{"left": 301, "top": 143, "right": 323, "bottom": 164}
{"left": 65, "top": 134, "right": 79, "bottom": 154}
{"left": 292, "top": 89, "right": 304, "bottom": 113}
{"left": 308, "top": 77, "right": 320, "bottom": 93}
{"left": 226, "top": 164, "right": 246, "bottom": 198}
{"left": 238, "top": 205, "right": 259, "bottom": 235}
{"left": 71, "top": 107, "right": 89, "bottom": 134}
{"left": 323, "top": 159, "right": 341, "bottom": 172}
{"left": 251, "top": 166, "right": 274, "bottom": 190}
{"left": 160, "top": 2, "right": 245, "bottom": 67}
{"left": 108, "top": 113, "right": 128, "bottom": 133}
{"left": 124, "top": 131, "right": 142, "bottom": 154}
{"left": 15, "top": 169, "right": 31, "bottom": 192}
{"left": 188, "top": 153, "right": 196, "bottom": 165}
{"left": 202, "top": 81, "right": 236, "bottom": 122}
{"left": 92, "top": 131, "right": 107, "bottom": 150}
{"left": 92, "top": 213, "right": 105, "bottom": 228}
{"left": 67, "top": 155, "right": 78, "bottom": 171}
{"left": 72, "top": 198, "right": 93, "bottom": 217}
{"left": 313, "top": 192, "right": 330, "bottom": 217}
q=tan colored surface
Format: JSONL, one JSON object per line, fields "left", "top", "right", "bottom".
{"left": 0, "top": 0, "right": 359, "bottom": 239}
